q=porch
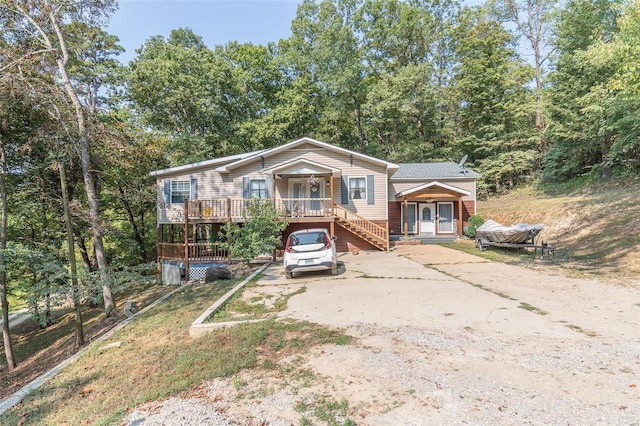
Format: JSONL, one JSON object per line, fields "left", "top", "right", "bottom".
{"left": 395, "top": 181, "right": 471, "bottom": 238}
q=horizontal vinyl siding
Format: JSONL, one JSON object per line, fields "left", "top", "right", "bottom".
{"left": 157, "top": 169, "right": 236, "bottom": 224}
{"left": 157, "top": 145, "right": 391, "bottom": 224}
{"left": 389, "top": 179, "right": 477, "bottom": 202}
{"left": 248, "top": 146, "right": 389, "bottom": 221}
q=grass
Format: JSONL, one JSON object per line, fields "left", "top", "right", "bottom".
{"left": 475, "top": 177, "right": 640, "bottom": 282}
{"left": 518, "top": 302, "right": 548, "bottom": 315}
{"left": 0, "top": 281, "right": 172, "bottom": 397}
{"left": 0, "top": 278, "right": 352, "bottom": 426}
{"left": 208, "top": 284, "right": 307, "bottom": 322}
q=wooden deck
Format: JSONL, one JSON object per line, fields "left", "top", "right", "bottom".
{"left": 186, "top": 198, "right": 334, "bottom": 222}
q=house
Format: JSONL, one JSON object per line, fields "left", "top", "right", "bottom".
{"left": 150, "top": 137, "right": 480, "bottom": 281}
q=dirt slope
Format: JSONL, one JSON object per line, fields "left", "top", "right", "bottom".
{"left": 476, "top": 178, "right": 640, "bottom": 283}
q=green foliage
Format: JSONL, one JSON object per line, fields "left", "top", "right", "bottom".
{"left": 221, "top": 200, "right": 289, "bottom": 264}
{"left": 464, "top": 215, "right": 485, "bottom": 238}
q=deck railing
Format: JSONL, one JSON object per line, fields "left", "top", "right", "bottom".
{"left": 186, "top": 198, "right": 333, "bottom": 220}
{"left": 278, "top": 198, "right": 332, "bottom": 217}
{"left": 158, "top": 242, "right": 228, "bottom": 261}
{"left": 187, "top": 199, "right": 262, "bottom": 221}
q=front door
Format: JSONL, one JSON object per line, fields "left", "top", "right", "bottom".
{"left": 438, "top": 202, "right": 454, "bottom": 233}
{"left": 401, "top": 202, "right": 417, "bottom": 234}
{"left": 419, "top": 203, "right": 436, "bottom": 235}
{"left": 289, "top": 177, "right": 324, "bottom": 215}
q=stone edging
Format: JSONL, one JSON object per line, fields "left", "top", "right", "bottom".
{"left": 188, "top": 263, "right": 271, "bottom": 338}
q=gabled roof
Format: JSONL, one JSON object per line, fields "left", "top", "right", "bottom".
{"left": 263, "top": 157, "right": 342, "bottom": 177}
{"left": 391, "top": 162, "right": 481, "bottom": 180}
{"left": 395, "top": 181, "right": 471, "bottom": 198}
{"left": 149, "top": 149, "right": 268, "bottom": 177}
{"left": 215, "top": 137, "right": 400, "bottom": 174}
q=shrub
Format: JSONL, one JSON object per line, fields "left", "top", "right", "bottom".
{"left": 464, "top": 215, "right": 484, "bottom": 238}
{"left": 220, "top": 199, "right": 289, "bottom": 264}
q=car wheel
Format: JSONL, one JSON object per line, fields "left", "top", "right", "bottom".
{"left": 285, "top": 271, "right": 293, "bottom": 279}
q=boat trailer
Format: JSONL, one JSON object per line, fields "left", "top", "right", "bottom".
{"left": 476, "top": 235, "right": 555, "bottom": 258}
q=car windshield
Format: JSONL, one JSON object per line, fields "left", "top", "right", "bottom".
{"left": 289, "top": 232, "right": 326, "bottom": 247}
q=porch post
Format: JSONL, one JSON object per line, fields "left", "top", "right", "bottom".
{"left": 272, "top": 176, "right": 277, "bottom": 208}
{"left": 184, "top": 200, "right": 189, "bottom": 282}
{"left": 403, "top": 198, "right": 408, "bottom": 238}
{"left": 330, "top": 175, "right": 335, "bottom": 216}
{"left": 457, "top": 196, "right": 463, "bottom": 237}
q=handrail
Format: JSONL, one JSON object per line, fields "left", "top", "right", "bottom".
{"left": 333, "top": 204, "right": 388, "bottom": 249}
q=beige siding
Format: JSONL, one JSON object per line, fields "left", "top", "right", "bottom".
{"left": 389, "top": 179, "right": 477, "bottom": 202}
{"left": 157, "top": 145, "right": 391, "bottom": 224}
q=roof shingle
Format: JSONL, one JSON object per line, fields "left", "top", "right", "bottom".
{"left": 392, "top": 162, "right": 481, "bottom": 179}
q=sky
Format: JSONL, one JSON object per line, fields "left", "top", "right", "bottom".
{"left": 108, "top": 0, "right": 488, "bottom": 64}
{"left": 108, "top": 0, "right": 302, "bottom": 64}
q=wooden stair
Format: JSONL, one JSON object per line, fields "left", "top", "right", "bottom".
{"left": 333, "top": 204, "right": 388, "bottom": 251}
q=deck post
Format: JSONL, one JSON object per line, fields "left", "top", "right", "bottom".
{"left": 157, "top": 224, "right": 163, "bottom": 276}
{"left": 184, "top": 200, "right": 189, "bottom": 282}
{"left": 457, "top": 196, "right": 463, "bottom": 237}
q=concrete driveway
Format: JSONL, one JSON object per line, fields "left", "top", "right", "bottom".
{"left": 242, "top": 244, "right": 640, "bottom": 424}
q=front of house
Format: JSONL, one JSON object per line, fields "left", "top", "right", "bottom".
{"left": 150, "top": 137, "right": 480, "bottom": 280}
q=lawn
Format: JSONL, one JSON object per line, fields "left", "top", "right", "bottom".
{"left": 0, "top": 275, "right": 351, "bottom": 425}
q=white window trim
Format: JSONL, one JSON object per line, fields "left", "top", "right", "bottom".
{"left": 400, "top": 202, "right": 417, "bottom": 234}
{"left": 437, "top": 202, "right": 454, "bottom": 234}
{"left": 348, "top": 176, "right": 367, "bottom": 200}
{"left": 170, "top": 180, "right": 191, "bottom": 204}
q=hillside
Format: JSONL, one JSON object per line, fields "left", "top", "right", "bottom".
{"left": 476, "top": 177, "right": 640, "bottom": 284}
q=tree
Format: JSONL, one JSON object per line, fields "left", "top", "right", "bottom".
{"left": 127, "top": 28, "right": 241, "bottom": 164}
{"left": 488, "top": 0, "right": 557, "bottom": 134}
{"left": 221, "top": 200, "right": 288, "bottom": 264}
{"left": 451, "top": 6, "right": 536, "bottom": 192}
{"left": 1, "top": 0, "right": 118, "bottom": 315}
{"left": 544, "top": 0, "right": 623, "bottom": 181}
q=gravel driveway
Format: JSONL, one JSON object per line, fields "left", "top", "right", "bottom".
{"left": 126, "top": 245, "right": 640, "bottom": 425}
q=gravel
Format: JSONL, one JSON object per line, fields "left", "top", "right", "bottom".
{"left": 124, "top": 247, "right": 640, "bottom": 425}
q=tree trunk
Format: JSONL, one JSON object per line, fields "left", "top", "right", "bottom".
{"left": 46, "top": 6, "right": 114, "bottom": 315}
{"left": 117, "top": 183, "right": 147, "bottom": 263}
{"left": 0, "top": 137, "right": 16, "bottom": 369}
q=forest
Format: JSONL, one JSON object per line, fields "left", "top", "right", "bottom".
{"left": 0, "top": 0, "right": 638, "bottom": 367}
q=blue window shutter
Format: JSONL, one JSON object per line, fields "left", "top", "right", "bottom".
{"left": 367, "top": 175, "right": 374, "bottom": 205}
{"left": 243, "top": 177, "right": 250, "bottom": 199}
{"left": 341, "top": 175, "right": 349, "bottom": 204}
{"left": 265, "top": 175, "right": 273, "bottom": 198}
{"left": 163, "top": 180, "right": 171, "bottom": 204}
{"left": 191, "top": 178, "right": 198, "bottom": 199}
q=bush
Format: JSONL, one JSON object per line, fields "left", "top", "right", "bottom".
{"left": 220, "top": 199, "right": 289, "bottom": 264}
{"left": 464, "top": 215, "right": 484, "bottom": 238}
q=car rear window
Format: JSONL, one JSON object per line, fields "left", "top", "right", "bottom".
{"left": 289, "top": 232, "right": 326, "bottom": 246}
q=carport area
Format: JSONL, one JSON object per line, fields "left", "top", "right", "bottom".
{"left": 242, "top": 245, "right": 640, "bottom": 424}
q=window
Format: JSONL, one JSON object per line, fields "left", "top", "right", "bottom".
{"left": 422, "top": 207, "right": 432, "bottom": 221}
{"left": 249, "top": 179, "right": 268, "bottom": 199}
{"left": 171, "top": 180, "right": 191, "bottom": 204}
{"left": 349, "top": 177, "right": 366, "bottom": 200}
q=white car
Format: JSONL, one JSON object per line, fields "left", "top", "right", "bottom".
{"left": 283, "top": 228, "right": 338, "bottom": 279}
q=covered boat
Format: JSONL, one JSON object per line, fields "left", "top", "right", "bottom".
{"left": 475, "top": 219, "right": 544, "bottom": 244}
